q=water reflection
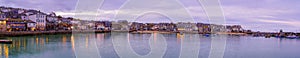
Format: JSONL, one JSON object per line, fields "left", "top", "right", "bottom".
{"left": 1, "top": 34, "right": 75, "bottom": 58}
{"left": 0, "top": 33, "right": 299, "bottom": 58}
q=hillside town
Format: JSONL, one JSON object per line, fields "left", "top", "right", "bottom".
{"left": 0, "top": 6, "right": 299, "bottom": 38}
{"left": 0, "top": 6, "right": 247, "bottom": 32}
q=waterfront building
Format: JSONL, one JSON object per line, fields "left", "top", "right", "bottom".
{"left": 58, "top": 17, "right": 73, "bottom": 30}
{"left": 158, "top": 23, "right": 176, "bottom": 31}
{"left": 5, "top": 18, "right": 27, "bottom": 31}
{"left": 151, "top": 24, "right": 159, "bottom": 31}
{"left": 103, "top": 21, "right": 112, "bottom": 31}
{"left": 177, "top": 22, "right": 197, "bottom": 32}
{"left": 118, "top": 20, "right": 129, "bottom": 30}
{"left": 26, "top": 20, "right": 36, "bottom": 31}
{"left": 112, "top": 20, "right": 129, "bottom": 31}
{"left": 157, "top": 23, "right": 167, "bottom": 31}
{"left": 230, "top": 25, "right": 243, "bottom": 32}
{"left": 197, "top": 23, "right": 211, "bottom": 33}
{"left": 145, "top": 23, "right": 156, "bottom": 31}
{"left": 210, "top": 24, "right": 226, "bottom": 33}
{"left": 70, "top": 19, "right": 81, "bottom": 30}
{"left": 197, "top": 23, "right": 204, "bottom": 33}
{"left": 27, "top": 11, "right": 47, "bottom": 31}
{"left": 0, "top": 19, "right": 6, "bottom": 31}
{"left": 76, "top": 21, "right": 90, "bottom": 30}
{"left": 95, "top": 21, "right": 105, "bottom": 30}
{"left": 46, "top": 13, "right": 58, "bottom": 30}
{"left": 86, "top": 21, "right": 95, "bottom": 30}
{"left": 226, "top": 25, "right": 233, "bottom": 32}
{"left": 95, "top": 21, "right": 111, "bottom": 31}
{"left": 130, "top": 22, "right": 143, "bottom": 31}
{"left": 111, "top": 22, "right": 123, "bottom": 30}
{"left": 0, "top": 11, "right": 7, "bottom": 31}
{"left": 46, "top": 12, "right": 58, "bottom": 22}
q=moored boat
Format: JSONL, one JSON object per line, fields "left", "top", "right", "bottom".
{"left": 0, "top": 40, "right": 12, "bottom": 44}
{"left": 285, "top": 35, "right": 299, "bottom": 39}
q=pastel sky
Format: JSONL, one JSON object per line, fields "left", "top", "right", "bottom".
{"left": 1, "top": 0, "right": 300, "bottom": 32}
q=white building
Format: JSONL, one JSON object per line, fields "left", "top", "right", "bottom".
{"left": 28, "top": 12, "right": 47, "bottom": 30}
{"left": 26, "top": 21, "right": 36, "bottom": 31}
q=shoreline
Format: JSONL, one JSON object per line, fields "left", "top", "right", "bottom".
{"left": 0, "top": 30, "right": 110, "bottom": 37}
{"left": 0, "top": 30, "right": 248, "bottom": 37}
{"left": 1, "top": 30, "right": 298, "bottom": 38}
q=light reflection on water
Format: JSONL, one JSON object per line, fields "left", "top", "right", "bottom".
{"left": 0, "top": 33, "right": 300, "bottom": 58}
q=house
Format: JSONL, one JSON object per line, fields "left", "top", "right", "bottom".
{"left": 27, "top": 12, "right": 47, "bottom": 31}
{"left": 103, "top": 21, "right": 112, "bottom": 31}
{"left": 47, "top": 12, "right": 58, "bottom": 22}
{"left": 46, "top": 13, "right": 58, "bottom": 30}
{"left": 197, "top": 23, "right": 211, "bottom": 33}
{"left": 5, "top": 18, "right": 27, "bottom": 31}
{"left": 210, "top": 24, "right": 226, "bottom": 33}
{"left": 58, "top": 17, "right": 73, "bottom": 30}
{"left": 26, "top": 20, "right": 36, "bottom": 31}
{"left": 95, "top": 21, "right": 105, "bottom": 30}
{"left": 227, "top": 25, "right": 243, "bottom": 33}
{"left": 0, "top": 18, "right": 36, "bottom": 31}
{"left": 70, "top": 19, "right": 81, "bottom": 30}
{"left": 130, "top": 22, "right": 143, "bottom": 31}
{"left": 144, "top": 23, "right": 155, "bottom": 31}
{"left": 0, "top": 19, "right": 6, "bottom": 31}
{"left": 95, "top": 21, "right": 111, "bottom": 31}
{"left": 112, "top": 20, "right": 129, "bottom": 31}
{"left": 157, "top": 23, "right": 176, "bottom": 31}
{"left": 176, "top": 22, "right": 197, "bottom": 31}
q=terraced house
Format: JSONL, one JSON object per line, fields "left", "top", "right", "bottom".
{"left": 0, "top": 11, "right": 6, "bottom": 31}
{"left": 46, "top": 12, "right": 58, "bottom": 30}
{"left": 26, "top": 10, "right": 47, "bottom": 31}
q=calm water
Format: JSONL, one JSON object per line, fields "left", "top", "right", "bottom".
{"left": 1, "top": 33, "right": 300, "bottom": 58}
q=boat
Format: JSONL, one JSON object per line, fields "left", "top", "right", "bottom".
{"left": 203, "top": 34, "right": 210, "bottom": 37}
{"left": 285, "top": 35, "right": 299, "bottom": 39}
{"left": 0, "top": 40, "right": 12, "bottom": 44}
{"left": 274, "top": 35, "right": 299, "bottom": 39}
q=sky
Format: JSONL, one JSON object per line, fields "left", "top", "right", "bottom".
{"left": 1, "top": 0, "right": 300, "bottom": 32}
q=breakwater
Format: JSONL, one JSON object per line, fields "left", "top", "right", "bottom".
{"left": 0, "top": 30, "right": 110, "bottom": 37}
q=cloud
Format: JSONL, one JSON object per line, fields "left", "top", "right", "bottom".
{"left": 0, "top": 0, "right": 77, "bottom": 12}
{"left": 259, "top": 19, "right": 300, "bottom": 27}
{"left": 220, "top": 6, "right": 300, "bottom": 32}
{"left": 222, "top": 6, "right": 295, "bottom": 20}
{"left": 1, "top": 0, "right": 300, "bottom": 32}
